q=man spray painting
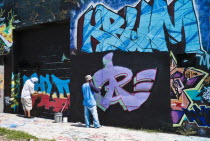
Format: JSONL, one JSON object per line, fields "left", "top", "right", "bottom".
{"left": 82, "top": 75, "right": 101, "bottom": 128}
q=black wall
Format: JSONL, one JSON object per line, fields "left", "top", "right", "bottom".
{"left": 5, "top": 20, "right": 71, "bottom": 117}
{"left": 70, "top": 51, "right": 172, "bottom": 129}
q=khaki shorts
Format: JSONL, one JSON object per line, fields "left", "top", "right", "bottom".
{"left": 21, "top": 98, "right": 32, "bottom": 111}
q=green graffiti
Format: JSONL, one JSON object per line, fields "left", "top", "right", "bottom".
{"left": 11, "top": 72, "right": 20, "bottom": 112}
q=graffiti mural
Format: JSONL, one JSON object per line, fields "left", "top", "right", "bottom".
{"left": 71, "top": 0, "right": 206, "bottom": 54}
{"left": 0, "top": 9, "right": 15, "bottom": 54}
{"left": 10, "top": 72, "right": 20, "bottom": 112}
{"left": 14, "top": 0, "right": 74, "bottom": 27}
{"left": 5, "top": 20, "right": 71, "bottom": 117}
{"left": 0, "top": 0, "right": 207, "bottom": 136}
{"left": 93, "top": 52, "right": 157, "bottom": 111}
{"left": 0, "top": 65, "right": 3, "bottom": 112}
{"left": 71, "top": 0, "right": 209, "bottom": 132}
{"left": 183, "top": 105, "right": 210, "bottom": 127}
{"left": 23, "top": 73, "right": 70, "bottom": 113}
{"left": 199, "top": 54, "right": 210, "bottom": 69}
{"left": 4, "top": 73, "right": 21, "bottom": 113}
{"left": 70, "top": 52, "right": 170, "bottom": 129}
{"left": 202, "top": 87, "right": 210, "bottom": 103}
{"left": 170, "top": 52, "right": 210, "bottom": 128}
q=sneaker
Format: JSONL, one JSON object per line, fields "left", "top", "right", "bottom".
{"left": 85, "top": 126, "right": 90, "bottom": 128}
{"left": 94, "top": 125, "right": 102, "bottom": 128}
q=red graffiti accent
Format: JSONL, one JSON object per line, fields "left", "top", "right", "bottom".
{"left": 175, "top": 102, "right": 184, "bottom": 108}
{"left": 32, "top": 94, "right": 70, "bottom": 112}
{"left": 88, "top": 134, "right": 106, "bottom": 139}
{"left": 53, "top": 136, "right": 73, "bottom": 141}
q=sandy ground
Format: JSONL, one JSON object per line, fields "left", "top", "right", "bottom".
{"left": 0, "top": 113, "right": 209, "bottom": 141}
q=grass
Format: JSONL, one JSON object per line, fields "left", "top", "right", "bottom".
{"left": 0, "top": 127, "right": 55, "bottom": 141}
{"left": 140, "top": 127, "right": 197, "bottom": 136}
{"left": 125, "top": 122, "right": 198, "bottom": 136}
{"left": 140, "top": 128, "right": 163, "bottom": 133}
{"left": 175, "top": 128, "right": 197, "bottom": 136}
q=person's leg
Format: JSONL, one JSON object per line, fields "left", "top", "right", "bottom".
{"left": 21, "top": 98, "right": 27, "bottom": 118}
{"left": 23, "top": 110, "right": 27, "bottom": 117}
{"left": 27, "top": 110, "right": 31, "bottom": 117}
{"left": 26, "top": 98, "right": 33, "bottom": 118}
{"left": 89, "top": 106, "right": 101, "bottom": 128}
{"left": 84, "top": 106, "right": 90, "bottom": 127}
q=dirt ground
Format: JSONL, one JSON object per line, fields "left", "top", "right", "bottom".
{"left": 0, "top": 113, "right": 210, "bottom": 141}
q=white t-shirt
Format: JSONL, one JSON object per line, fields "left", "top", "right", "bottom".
{"left": 21, "top": 79, "right": 35, "bottom": 99}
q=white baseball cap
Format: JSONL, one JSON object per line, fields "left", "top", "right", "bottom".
{"left": 85, "top": 75, "right": 92, "bottom": 81}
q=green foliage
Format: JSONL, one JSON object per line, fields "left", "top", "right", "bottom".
{"left": 0, "top": 127, "right": 55, "bottom": 140}
{"left": 160, "top": 121, "right": 175, "bottom": 132}
{"left": 124, "top": 120, "right": 199, "bottom": 136}
{"left": 175, "top": 128, "right": 197, "bottom": 136}
{"left": 174, "top": 122, "right": 197, "bottom": 136}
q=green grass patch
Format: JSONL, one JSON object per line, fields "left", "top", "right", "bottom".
{"left": 127, "top": 127, "right": 163, "bottom": 133}
{"left": 0, "top": 127, "right": 38, "bottom": 140}
{"left": 0, "top": 127, "right": 55, "bottom": 141}
{"left": 140, "top": 128, "right": 163, "bottom": 133}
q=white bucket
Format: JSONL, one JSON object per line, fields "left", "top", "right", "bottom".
{"left": 63, "top": 117, "right": 68, "bottom": 123}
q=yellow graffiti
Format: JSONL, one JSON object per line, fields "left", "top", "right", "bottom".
{"left": 0, "top": 10, "right": 15, "bottom": 48}
{"left": 0, "top": 73, "right": 3, "bottom": 89}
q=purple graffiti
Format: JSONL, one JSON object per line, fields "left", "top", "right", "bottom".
{"left": 93, "top": 52, "right": 157, "bottom": 111}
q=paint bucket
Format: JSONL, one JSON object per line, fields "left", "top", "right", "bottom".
{"left": 54, "top": 112, "right": 63, "bottom": 123}
{"left": 63, "top": 117, "right": 68, "bottom": 123}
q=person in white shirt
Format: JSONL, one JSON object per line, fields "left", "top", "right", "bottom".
{"left": 21, "top": 77, "right": 38, "bottom": 118}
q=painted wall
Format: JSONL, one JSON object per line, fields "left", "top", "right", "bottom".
{"left": 1, "top": 0, "right": 77, "bottom": 117}
{"left": 0, "top": 0, "right": 209, "bottom": 136}
{"left": 70, "top": 51, "right": 171, "bottom": 129}
{"left": 0, "top": 0, "right": 76, "bottom": 54}
{"left": 0, "top": 0, "right": 16, "bottom": 55}
{"left": 70, "top": 0, "right": 208, "bottom": 54}
{"left": 170, "top": 52, "right": 210, "bottom": 135}
{"left": 14, "top": 0, "right": 76, "bottom": 28}
{"left": 4, "top": 22, "right": 71, "bottom": 118}
{"left": 0, "top": 64, "right": 4, "bottom": 112}
{"left": 70, "top": 0, "right": 209, "bottom": 135}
